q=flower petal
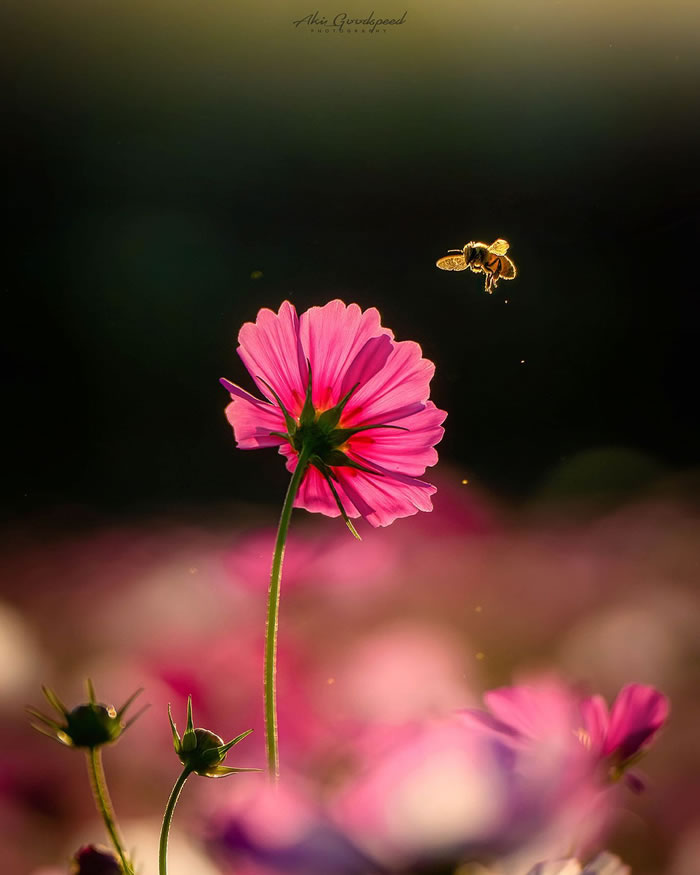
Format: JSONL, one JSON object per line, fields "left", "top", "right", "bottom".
{"left": 222, "top": 382, "right": 289, "bottom": 449}
{"left": 457, "top": 708, "right": 522, "bottom": 742}
{"left": 299, "top": 300, "right": 393, "bottom": 410}
{"left": 278, "top": 445, "right": 361, "bottom": 519}
{"left": 604, "top": 684, "right": 669, "bottom": 759}
{"left": 580, "top": 695, "right": 609, "bottom": 756}
{"left": 339, "top": 334, "right": 394, "bottom": 398}
{"left": 346, "top": 402, "right": 447, "bottom": 477}
{"left": 335, "top": 468, "right": 437, "bottom": 528}
{"left": 281, "top": 446, "right": 436, "bottom": 527}
{"left": 293, "top": 463, "right": 361, "bottom": 519}
{"left": 341, "top": 339, "right": 436, "bottom": 427}
{"left": 483, "top": 681, "right": 578, "bottom": 743}
{"left": 237, "top": 301, "right": 308, "bottom": 415}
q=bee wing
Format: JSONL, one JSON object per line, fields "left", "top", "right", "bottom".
{"left": 487, "top": 239, "right": 510, "bottom": 256}
{"left": 436, "top": 253, "right": 468, "bottom": 271}
{"left": 499, "top": 255, "right": 517, "bottom": 279}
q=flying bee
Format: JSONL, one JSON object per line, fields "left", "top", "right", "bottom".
{"left": 436, "top": 238, "right": 517, "bottom": 294}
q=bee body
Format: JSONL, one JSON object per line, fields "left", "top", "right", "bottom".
{"left": 436, "top": 238, "right": 517, "bottom": 294}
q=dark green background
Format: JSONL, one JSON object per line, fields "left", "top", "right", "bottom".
{"left": 4, "top": 0, "right": 699, "bottom": 516}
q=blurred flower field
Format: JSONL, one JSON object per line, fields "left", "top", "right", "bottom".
{"left": 2, "top": 472, "right": 699, "bottom": 874}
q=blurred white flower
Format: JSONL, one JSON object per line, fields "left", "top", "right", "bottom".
{"left": 527, "top": 852, "right": 629, "bottom": 875}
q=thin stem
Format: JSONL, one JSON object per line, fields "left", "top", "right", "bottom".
{"left": 86, "top": 747, "right": 134, "bottom": 875}
{"left": 159, "top": 767, "right": 191, "bottom": 875}
{"left": 264, "top": 444, "right": 312, "bottom": 780}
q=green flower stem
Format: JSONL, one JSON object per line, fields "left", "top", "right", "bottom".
{"left": 86, "top": 747, "right": 134, "bottom": 875}
{"left": 159, "top": 766, "right": 192, "bottom": 875}
{"left": 265, "top": 443, "right": 312, "bottom": 780}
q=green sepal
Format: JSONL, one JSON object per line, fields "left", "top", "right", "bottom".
{"left": 315, "top": 461, "right": 362, "bottom": 541}
{"left": 609, "top": 750, "right": 645, "bottom": 782}
{"left": 201, "top": 746, "right": 224, "bottom": 766}
{"left": 26, "top": 707, "right": 63, "bottom": 730}
{"left": 315, "top": 382, "right": 359, "bottom": 431}
{"left": 168, "top": 704, "right": 181, "bottom": 751}
{"left": 331, "top": 423, "right": 408, "bottom": 443}
{"left": 116, "top": 687, "right": 144, "bottom": 720}
{"left": 323, "top": 450, "right": 383, "bottom": 476}
{"left": 206, "top": 766, "right": 263, "bottom": 778}
{"left": 42, "top": 685, "right": 68, "bottom": 717}
{"left": 257, "top": 376, "right": 297, "bottom": 436}
{"left": 121, "top": 704, "right": 150, "bottom": 733}
{"left": 182, "top": 695, "right": 196, "bottom": 752}
{"left": 299, "top": 359, "right": 315, "bottom": 427}
{"left": 217, "top": 728, "right": 254, "bottom": 756}
{"left": 26, "top": 718, "right": 68, "bottom": 744}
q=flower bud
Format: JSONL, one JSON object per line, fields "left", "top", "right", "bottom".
{"left": 70, "top": 844, "right": 122, "bottom": 875}
{"left": 27, "top": 680, "right": 147, "bottom": 750}
{"left": 168, "top": 695, "right": 259, "bottom": 778}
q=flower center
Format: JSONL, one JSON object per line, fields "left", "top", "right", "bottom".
{"left": 290, "top": 416, "right": 347, "bottom": 462}
{"left": 262, "top": 363, "right": 407, "bottom": 538}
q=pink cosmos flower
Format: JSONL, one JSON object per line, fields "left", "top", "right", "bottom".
{"left": 462, "top": 679, "right": 669, "bottom": 798}
{"left": 580, "top": 683, "right": 669, "bottom": 764}
{"left": 221, "top": 300, "right": 446, "bottom": 528}
{"left": 457, "top": 681, "right": 614, "bottom": 865}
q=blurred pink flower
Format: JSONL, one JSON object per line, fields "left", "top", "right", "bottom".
{"left": 328, "top": 704, "right": 612, "bottom": 872}
{"left": 221, "top": 300, "right": 446, "bottom": 527}
{"left": 330, "top": 718, "right": 514, "bottom": 867}
{"left": 461, "top": 679, "right": 670, "bottom": 808}
{"left": 457, "top": 680, "right": 612, "bottom": 864}
{"left": 459, "top": 678, "right": 589, "bottom": 771}
{"left": 460, "top": 678, "right": 669, "bottom": 777}
{"left": 580, "top": 683, "right": 669, "bottom": 763}
{"left": 479, "top": 679, "right": 582, "bottom": 744}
